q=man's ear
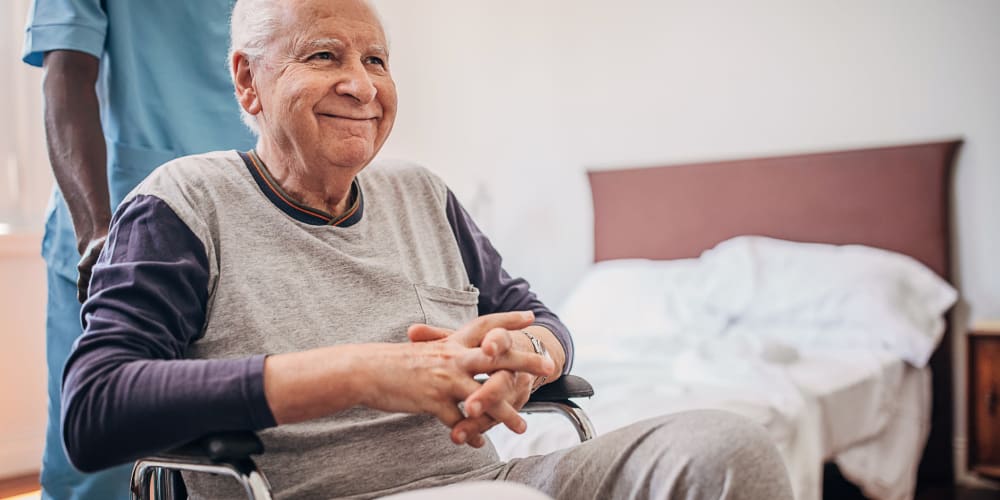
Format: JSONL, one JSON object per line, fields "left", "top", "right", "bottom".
{"left": 232, "top": 51, "right": 262, "bottom": 116}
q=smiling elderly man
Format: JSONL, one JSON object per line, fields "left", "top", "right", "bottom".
{"left": 60, "top": 0, "right": 794, "bottom": 499}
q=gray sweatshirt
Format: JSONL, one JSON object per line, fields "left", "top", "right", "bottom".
{"left": 64, "top": 150, "right": 573, "bottom": 499}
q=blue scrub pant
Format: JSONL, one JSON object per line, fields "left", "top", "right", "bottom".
{"left": 41, "top": 267, "right": 132, "bottom": 500}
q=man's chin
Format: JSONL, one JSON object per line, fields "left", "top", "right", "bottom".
{"left": 325, "top": 144, "right": 375, "bottom": 170}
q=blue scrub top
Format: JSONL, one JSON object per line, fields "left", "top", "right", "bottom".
{"left": 23, "top": 0, "right": 256, "bottom": 279}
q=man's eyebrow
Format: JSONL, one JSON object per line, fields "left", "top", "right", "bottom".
{"left": 296, "top": 38, "right": 387, "bottom": 57}
{"left": 298, "top": 37, "right": 346, "bottom": 53}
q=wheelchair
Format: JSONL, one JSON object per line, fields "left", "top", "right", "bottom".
{"left": 131, "top": 375, "right": 595, "bottom": 500}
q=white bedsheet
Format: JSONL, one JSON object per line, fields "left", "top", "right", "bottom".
{"left": 801, "top": 350, "right": 932, "bottom": 500}
{"left": 488, "top": 345, "right": 930, "bottom": 500}
{"left": 490, "top": 244, "right": 951, "bottom": 499}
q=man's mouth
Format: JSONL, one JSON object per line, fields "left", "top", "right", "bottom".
{"left": 319, "top": 113, "right": 377, "bottom": 121}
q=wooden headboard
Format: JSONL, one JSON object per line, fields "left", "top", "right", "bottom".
{"left": 588, "top": 140, "right": 962, "bottom": 484}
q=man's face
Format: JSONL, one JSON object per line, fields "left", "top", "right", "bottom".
{"left": 252, "top": 0, "right": 396, "bottom": 170}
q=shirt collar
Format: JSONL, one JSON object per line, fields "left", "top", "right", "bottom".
{"left": 238, "top": 150, "right": 364, "bottom": 227}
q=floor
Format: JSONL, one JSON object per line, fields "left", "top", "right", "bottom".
{"left": 820, "top": 462, "right": 1000, "bottom": 500}
{"left": 0, "top": 473, "right": 38, "bottom": 500}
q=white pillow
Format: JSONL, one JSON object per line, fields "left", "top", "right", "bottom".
{"left": 557, "top": 259, "right": 696, "bottom": 361}
{"left": 558, "top": 237, "right": 957, "bottom": 367}
{"left": 685, "top": 236, "right": 957, "bottom": 366}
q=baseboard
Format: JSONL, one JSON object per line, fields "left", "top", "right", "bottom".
{"left": 0, "top": 472, "right": 40, "bottom": 497}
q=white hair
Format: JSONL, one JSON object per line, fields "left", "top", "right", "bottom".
{"left": 228, "top": 0, "right": 284, "bottom": 135}
{"left": 227, "top": 0, "right": 387, "bottom": 136}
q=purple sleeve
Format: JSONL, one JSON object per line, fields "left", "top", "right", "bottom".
{"left": 445, "top": 190, "right": 574, "bottom": 373}
{"left": 63, "top": 194, "right": 276, "bottom": 473}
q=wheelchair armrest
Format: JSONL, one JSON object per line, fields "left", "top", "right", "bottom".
{"left": 528, "top": 374, "right": 594, "bottom": 402}
{"left": 162, "top": 431, "right": 264, "bottom": 463}
{"left": 135, "top": 432, "right": 270, "bottom": 499}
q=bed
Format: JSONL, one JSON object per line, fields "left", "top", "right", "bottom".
{"left": 487, "top": 140, "right": 962, "bottom": 499}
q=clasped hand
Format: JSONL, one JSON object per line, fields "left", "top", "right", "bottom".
{"left": 401, "top": 311, "right": 553, "bottom": 448}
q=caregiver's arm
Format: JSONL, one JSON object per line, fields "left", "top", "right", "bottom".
{"left": 42, "top": 50, "right": 110, "bottom": 300}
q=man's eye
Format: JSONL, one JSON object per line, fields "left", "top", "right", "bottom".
{"left": 310, "top": 52, "right": 334, "bottom": 61}
{"left": 365, "top": 56, "right": 386, "bottom": 67}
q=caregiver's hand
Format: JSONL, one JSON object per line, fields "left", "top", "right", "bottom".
{"left": 76, "top": 233, "right": 106, "bottom": 302}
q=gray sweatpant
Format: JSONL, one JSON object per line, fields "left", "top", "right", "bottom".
{"left": 383, "top": 410, "right": 794, "bottom": 500}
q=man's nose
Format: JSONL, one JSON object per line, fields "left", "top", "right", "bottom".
{"left": 334, "top": 60, "right": 377, "bottom": 104}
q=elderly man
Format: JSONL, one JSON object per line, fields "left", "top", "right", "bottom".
{"left": 61, "top": 0, "right": 795, "bottom": 498}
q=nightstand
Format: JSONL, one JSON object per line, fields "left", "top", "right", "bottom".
{"left": 969, "top": 321, "right": 1000, "bottom": 479}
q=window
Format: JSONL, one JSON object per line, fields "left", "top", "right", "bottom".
{"left": 0, "top": 0, "right": 53, "bottom": 235}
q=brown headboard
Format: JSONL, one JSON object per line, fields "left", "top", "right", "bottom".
{"left": 588, "top": 139, "right": 962, "bottom": 485}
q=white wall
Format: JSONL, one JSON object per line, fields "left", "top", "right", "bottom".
{"left": 0, "top": 0, "right": 50, "bottom": 481}
{"left": 374, "top": 0, "right": 1000, "bottom": 315}
{"left": 1, "top": 0, "right": 54, "bottom": 232}
{"left": 0, "top": 234, "right": 47, "bottom": 479}
{"left": 372, "top": 0, "right": 1000, "bottom": 482}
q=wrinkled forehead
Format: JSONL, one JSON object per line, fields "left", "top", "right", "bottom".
{"left": 273, "top": 0, "right": 387, "bottom": 52}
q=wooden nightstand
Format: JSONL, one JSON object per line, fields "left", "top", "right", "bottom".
{"left": 969, "top": 321, "right": 1000, "bottom": 479}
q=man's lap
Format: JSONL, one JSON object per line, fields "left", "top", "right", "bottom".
{"left": 380, "top": 481, "right": 551, "bottom": 500}
{"left": 494, "top": 410, "right": 794, "bottom": 500}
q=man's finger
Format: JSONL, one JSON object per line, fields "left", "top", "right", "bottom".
{"left": 481, "top": 328, "right": 513, "bottom": 358}
{"left": 433, "top": 402, "right": 467, "bottom": 430}
{"left": 462, "top": 347, "right": 554, "bottom": 378}
{"left": 407, "top": 324, "right": 452, "bottom": 343}
{"left": 478, "top": 399, "right": 523, "bottom": 434}
{"left": 452, "top": 311, "right": 534, "bottom": 348}
{"left": 510, "top": 371, "right": 536, "bottom": 408}
{"left": 463, "top": 370, "right": 514, "bottom": 418}
{"left": 463, "top": 372, "right": 526, "bottom": 434}
{"left": 432, "top": 375, "right": 482, "bottom": 430}
{"left": 466, "top": 432, "right": 486, "bottom": 448}
{"left": 447, "top": 375, "right": 484, "bottom": 405}
{"left": 451, "top": 415, "right": 499, "bottom": 445}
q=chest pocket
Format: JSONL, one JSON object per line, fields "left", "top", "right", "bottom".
{"left": 413, "top": 284, "right": 480, "bottom": 330}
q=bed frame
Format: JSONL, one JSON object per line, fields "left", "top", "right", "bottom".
{"left": 588, "top": 139, "right": 963, "bottom": 487}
